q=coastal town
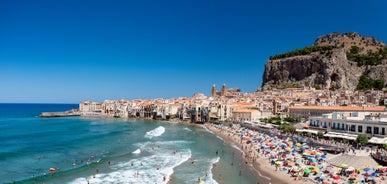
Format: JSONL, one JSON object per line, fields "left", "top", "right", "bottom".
{"left": 78, "top": 84, "right": 387, "bottom": 145}
{"left": 75, "top": 85, "right": 387, "bottom": 183}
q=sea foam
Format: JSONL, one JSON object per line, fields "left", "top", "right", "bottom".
{"left": 132, "top": 149, "right": 141, "bottom": 154}
{"left": 144, "top": 126, "right": 165, "bottom": 139}
{"left": 70, "top": 140, "right": 191, "bottom": 184}
{"left": 205, "top": 157, "right": 220, "bottom": 184}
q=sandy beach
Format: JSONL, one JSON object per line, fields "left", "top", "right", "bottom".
{"left": 204, "top": 123, "right": 310, "bottom": 184}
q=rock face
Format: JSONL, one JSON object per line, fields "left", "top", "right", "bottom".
{"left": 262, "top": 32, "right": 387, "bottom": 90}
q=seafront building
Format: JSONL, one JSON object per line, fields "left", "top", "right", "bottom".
{"left": 290, "top": 105, "right": 385, "bottom": 118}
{"left": 78, "top": 85, "right": 387, "bottom": 128}
{"left": 308, "top": 111, "right": 387, "bottom": 142}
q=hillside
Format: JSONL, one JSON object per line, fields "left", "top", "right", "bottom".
{"left": 262, "top": 32, "right": 387, "bottom": 90}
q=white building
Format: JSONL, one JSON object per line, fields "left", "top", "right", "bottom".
{"left": 309, "top": 111, "right": 387, "bottom": 139}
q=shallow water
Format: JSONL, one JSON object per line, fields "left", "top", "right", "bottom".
{"left": 0, "top": 104, "right": 259, "bottom": 184}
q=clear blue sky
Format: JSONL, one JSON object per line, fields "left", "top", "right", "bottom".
{"left": 1, "top": 0, "right": 386, "bottom": 103}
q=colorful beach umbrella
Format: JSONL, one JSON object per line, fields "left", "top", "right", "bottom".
{"left": 346, "top": 167, "right": 355, "bottom": 172}
{"left": 304, "top": 169, "right": 311, "bottom": 173}
{"left": 341, "top": 164, "right": 348, "bottom": 168}
{"left": 364, "top": 168, "right": 374, "bottom": 173}
{"left": 333, "top": 175, "right": 341, "bottom": 181}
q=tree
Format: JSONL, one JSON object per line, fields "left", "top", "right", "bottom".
{"left": 350, "top": 46, "right": 361, "bottom": 54}
{"left": 307, "top": 132, "right": 312, "bottom": 137}
{"left": 374, "top": 79, "right": 385, "bottom": 90}
{"left": 284, "top": 116, "right": 295, "bottom": 123}
{"left": 317, "top": 131, "right": 324, "bottom": 138}
{"left": 383, "top": 144, "right": 387, "bottom": 150}
{"left": 356, "top": 134, "right": 368, "bottom": 145}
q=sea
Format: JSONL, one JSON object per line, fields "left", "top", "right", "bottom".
{"left": 0, "top": 104, "right": 261, "bottom": 184}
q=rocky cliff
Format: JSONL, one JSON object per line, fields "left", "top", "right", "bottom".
{"left": 262, "top": 32, "right": 387, "bottom": 90}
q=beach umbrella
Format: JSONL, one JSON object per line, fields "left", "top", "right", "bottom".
{"left": 364, "top": 167, "right": 371, "bottom": 172}
{"left": 296, "top": 142, "right": 301, "bottom": 147}
{"left": 304, "top": 169, "right": 311, "bottom": 174}
{"left": 320, "top": 155, "right": 326, "bottom": 159}
{"left": 377, "top": 165, "right": 383, "bottom": 169}
{"left": 346, "top": 167, "right": 355, "bottom": 172}
{"left": 285, "top": 147, "right": 291, "bottom": 152}
{"left": 310, "top": 158, "right": 318, "bottom": 163}
{"left": 275, "top": 161, "right": 282, "bottom": 165}
{"left": 333, "top": 175, "right": 341, "bottom": 181}
{"left": 341, "top": 164, "right": 348, "bottom": 168}
{"left": 280, "top": 143, "right": 287, "bottom": 148}
{"left": 309, "top": 166, "right": 319, "bottom": 172}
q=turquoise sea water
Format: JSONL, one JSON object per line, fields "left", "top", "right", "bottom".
{"left": 0, "top": 104, "right": 260, "bottom": 184}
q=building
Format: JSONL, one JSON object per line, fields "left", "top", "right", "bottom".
{"left": 211, "top": 84, "right": 217, "bottom": 97}
{"left": 308, "top": 111, "right": 387, "bottom": 140}
{"left": 79, "top": 101, "right": 102, "bottom": 114}
{"left": 232, "top": 109, "right": 261, "bottom": 122}
{"left": 289, "top": 105, "right": 385, "bottom": 118}
{"left": 210, "top": 83, "right": 241, "bottom": 98}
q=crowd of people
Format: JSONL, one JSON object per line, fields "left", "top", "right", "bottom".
{"left": 208, "top": 123, "right": 387, "bottom": 184}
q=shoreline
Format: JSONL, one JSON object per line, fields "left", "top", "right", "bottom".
{"left": 203, "top": 123, "right": 310, "bottom": 184}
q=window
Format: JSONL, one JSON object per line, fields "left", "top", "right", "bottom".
{"left": 350, "top": 125, "right": 356, "bottom": 132}
{"left": 366, "top": 126, "right": 372, "bottom": 134}
{"left": 346, "top": 125, "right": 349, "bottom": 131}
{"left": 333, "top": 123, "right": 336, "bottom": 129}
{"left": 382, "top": 128, "right": 386, "bottom": 135}
{"left": 374, "top": 127, "right": 379, "bottom": 135}
{"left": 342, "top": 123, "right": 345, "bottom": 130}
{"left": 323, "top": 122, "right": 327, "bottom": 128}
{"left": 358, "top": 125, "right": 363, "bottom": 133}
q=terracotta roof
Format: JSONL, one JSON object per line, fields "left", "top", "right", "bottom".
{"left": 233, "top": 109, "right": 254, "bottom": 113}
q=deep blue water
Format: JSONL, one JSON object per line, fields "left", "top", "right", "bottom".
{"left": 0, "top": 104, "right": 259, "bottom": 184}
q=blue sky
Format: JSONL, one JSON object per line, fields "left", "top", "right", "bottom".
{"left": 1, "top": 0, "right": 387, "bottom": 103}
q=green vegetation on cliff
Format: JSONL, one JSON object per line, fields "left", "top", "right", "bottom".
{"left": 269, "top": 45, "right": 336, "bottom": 60}
{"left": 347, "top": 46, "right": 387, "bottom": 66}
{"left": 356, "top": 75, "right": 385, "bottom": 90}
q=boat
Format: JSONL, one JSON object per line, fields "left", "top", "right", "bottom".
{"left": 371, "top": 152, "right": 387, "bottom": 166}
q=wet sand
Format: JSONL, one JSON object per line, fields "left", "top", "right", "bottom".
{"left": 204, "top": 123, "right": 310, "bottom": 184}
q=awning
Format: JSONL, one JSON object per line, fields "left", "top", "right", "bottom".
{"left": 296, "top": 129, "right": 319, "bottom": 135}
{"left": 369, "top": 137, "right": 387, "bottom": 145}
{"left": 323, "top": 132, "right": 357, "bottom": 140}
